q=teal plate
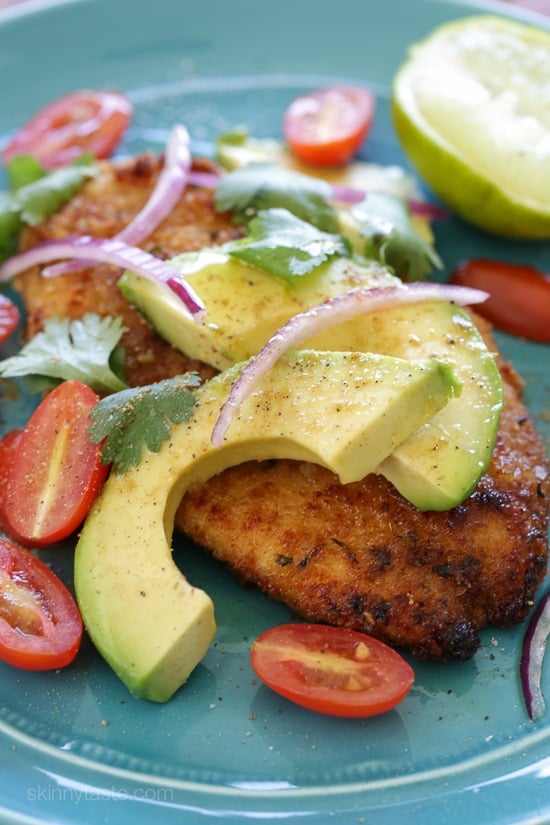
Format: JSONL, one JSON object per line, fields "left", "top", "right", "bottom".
{"left": 0, "top": 0, "right": 549, "bottom": 822}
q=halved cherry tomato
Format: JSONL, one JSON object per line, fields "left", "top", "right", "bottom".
{"left": 2, "top": 90, "right": 133, "bottom": 169}
{"left": 250, "top": 623, "right": 414, "bottom": 717}
{"left": 2, "top": 380, "right": 110, "bottom": 547}
{"left": 0, "top": 537, "right": 82, "bottom": 670}
{"left": 0, "top": 428, "right": 24, "bottom": 530}
{"left": 451, "top": 259, "right": 550, "bottom": 343}
{"left": 283, "top": 86, "right": 376, "bottom": 167}
{"left": 0, "top": 294, "right": 20, "bottom": 345}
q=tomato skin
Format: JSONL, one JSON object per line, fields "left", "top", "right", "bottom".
{"left": 0, "top": 537, "right": 82, "bottom": 670}
{"left": 283, "top": 86, "right": 376, "bottom": 167}
{"left": 0, "top": 428, "right": 24, "bottom": 531}
{"left": 2, "top": 90, "right": 133, "bottom": 169}
{"left": 2, "top": 380, "right": 110, "bottom": 547}
{"left": 0, "top": 294, "right": 20, "bottom": 344}
{"left": 250, "top": 623, "right": 414, "bottom": 717}
{"left": 451, "top": 259, "right": 550, "bottom": 343}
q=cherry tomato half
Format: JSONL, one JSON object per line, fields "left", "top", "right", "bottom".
{"left": 2, "top": 380, "right": 110, "bottom": 547}
{"left": 2, "top": 90, "right": 133, "bottom": 169}
{"left": 0, "top": 537, "right": 82, "bottom": 670}
{"left": 0, "top": 294, "right": 20, "bottom": 345}
{"left": 451, "top": 259, "right": 550, "bottom": 343}
{"left": 283, "top": 86, "right": 376, "bottom": 167}
{"left": 0, "top": 428, "right": 24, "bottom": 531}
{"left": 250, "top": 623, "right": 414, "bottom": 717}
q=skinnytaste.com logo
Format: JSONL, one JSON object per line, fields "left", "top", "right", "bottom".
{"left": 26, "top": 784, "right": 174, "bottom": 803}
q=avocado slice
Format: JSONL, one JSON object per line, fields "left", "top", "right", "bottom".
{"left": 306, "top": 300, "right": 503, "bottom": 510}
{"left": 75, "top": 349, "right": 459, "bottom": 702}
{"left": 119, "top": 256, "right": 502, "bottom": 511}
{"left": 118, "top": 254, "right": 398, "bottom": 371}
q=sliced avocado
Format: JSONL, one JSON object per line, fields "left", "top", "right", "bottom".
{"left": 119, "top": 249, "right": 502, "bottom": 511}
{"left": 118, "top": 253, "right": 398, "bottom": 370}
{"left": 306, "top": 300, "right": 503, "bottom": 510}
{"left": 378, "top": 307, "right": 502, "bottom": 510}
{"left": 74, "top": 349, "right": 459, "bottom": 702}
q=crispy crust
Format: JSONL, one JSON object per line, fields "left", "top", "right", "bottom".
{"left": 12, "top": 154, "right": 549, "bottom": 660}
{"left": 178, "top": 373, "right": 549, "bottom": 660}
{"left": 15, "top": 154, "right": 241, "bottom": 386}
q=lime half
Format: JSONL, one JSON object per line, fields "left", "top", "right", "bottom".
{"left": 392, "top": 15, "right": 550, "bottom": 239}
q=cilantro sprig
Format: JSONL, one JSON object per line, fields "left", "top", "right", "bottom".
{"left": 215, "top": 162, "right": 338, "bottom": 232}
{"left": 0, "top": 310, "right": 204, "bottom": 473}
{"left": 0, "top": 154, "right": 96, "bottom": 262}
{"left": 88, "top": 374, "right": 201, "bottom": 473}
{"left": 176, "top": 162, "right": 355, "bottom": 284}
{"left": 227, "top": 208, "right": 350, "bottom": 280}
{"left": 0, "top": 313, "right": 127, "bottom": 394}
{"left": 172, "top": 206, "right": 351, "bottom": 284}
{"left": 348, "top": 192, "right": 443, "bottom": 281}
{"left": 211, "top": 161, "right": 441, "bottom": 283}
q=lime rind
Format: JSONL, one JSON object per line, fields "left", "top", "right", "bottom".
{"left": 391, "top": 14, "right": 550, "bottom": 239}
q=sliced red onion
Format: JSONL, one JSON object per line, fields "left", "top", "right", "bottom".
{"left": 330, "top": 183, "right": 366, "bottom": 205}
{"left": 520, "top": 590, "right": 550, "bottom": 721}
{"left": 408, "top": 199, "right": 449, "bottom": 220}
{"left": 188, "top": 170, "right": 220, "bottom": 189}
{"left": 117, "top": 124, "right": 191, "bottom": 246}
{"left": 43, "top": 124, "right": 193, "bottom": 278}
{"left": 211, "top": 281, "right": 488, "bottom": 446}
{"left": 0, "top": 235, "right": 205, "bottom": 317}
{"left": 42, "top": 259, "right": 87, "bottom": 278}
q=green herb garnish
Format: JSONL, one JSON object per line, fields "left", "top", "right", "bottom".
{"left": 0, "top": 154, "right": 96, "bottom": 262}
{"left": 215, "top": 162, "right": 338, "bottom": 232}
{"left": 88, "top": 374, "right": 202, "bottom": 473}
{"left": 349, "top": 192, "right": 443, "bottom": 281}
{"left": 227, "top": 208, "right": 350, "bottom": 280}
{"left": 0, "top": 313, "right": 127, "bottom": 394}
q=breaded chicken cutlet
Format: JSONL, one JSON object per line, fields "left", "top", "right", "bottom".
{"left": 12, "top": 152, "right": 550, "bottom": 661}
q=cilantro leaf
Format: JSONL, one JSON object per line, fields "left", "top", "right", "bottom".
{"left": 6, "top": 154, "right": 46, "bottom": 193}
{"left": 215, "top": 162, "right": 339, "bottom": 232}
{"left": 88, "top": 374, "right": 201, "bottom": 473}
{"left": 0, "top": 194, "right": 22, "bottom": 262}
{"left": 14, "top": 158, "right": 97, "bottom": 226}
{"left": 227, "top": 208, "right": 350, "bottom": 281}
{"left": 0, "top": 313, "right": 127, "bottom": 394}
{"left": 349, "top": 192, "right": 443, "bottom": 281}
{"left": 0, "top": 155, "right": 96, "bottom": 262}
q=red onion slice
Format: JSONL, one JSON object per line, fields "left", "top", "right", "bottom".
{"left": 330, "top": 183, "right": 366, "bottom": 205}
{"left": 408, "top": 199, "right": 449, "bottom": 220}
{"left": 188, "top": 170, "right": 220, "bottom": 189}
{"left": 520, "top": 590, "right": 550, "bottom": 721}
{"left": 44, "top": 124, "right": 192, "bottom": 278}
{"left": 211, "top": 282, "right": 488, "bottom": 446}
{"left": 0, "top": 235, "right": 205, "bottom": 317}
{"left": 116, "top": 124, "right": 191, "bottom": 246}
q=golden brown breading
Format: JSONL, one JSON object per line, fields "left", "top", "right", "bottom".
{"left": 178, "top": 374, "right": 549, "bottom": 660}
{"left": 15, "top": 154, "right": 241, "bottom": 386}
{"left": 12, "top": 153, "right": 549, "bottom": 661}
